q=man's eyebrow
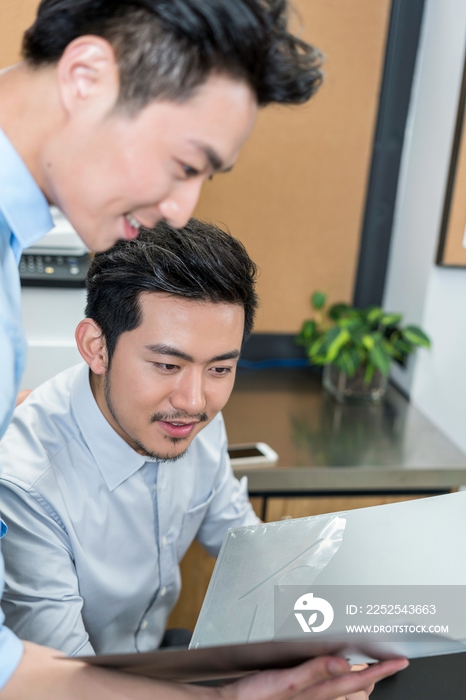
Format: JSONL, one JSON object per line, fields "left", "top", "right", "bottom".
{"left": 189, "top": 140, "right": 233, "bottom": 173}
{"left": 145, "top": 344, "right": 194, "bottom": 362}
{"left": 209, "top": 350, "right": 241, "bottom": 362}
{"left": 145, "top": 344, "right": 240, "bottom": 363}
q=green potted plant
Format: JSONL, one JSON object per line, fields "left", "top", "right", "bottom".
{"left": 295, "top": 291, "right": 431, "bottom": 403}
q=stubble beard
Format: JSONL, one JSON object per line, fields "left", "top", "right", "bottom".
{"left": 103, "top": 373, "right": 207, "bottom": 462}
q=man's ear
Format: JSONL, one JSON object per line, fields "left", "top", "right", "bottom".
{"left": 57, "top": 36, "right": 120, "bottom": 117}
{"left": 75, "top": 319, "right": 109, "bottom": 375}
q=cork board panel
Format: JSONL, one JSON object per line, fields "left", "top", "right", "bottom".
{"left": 265, "top": 495, "right": 427, "bottom": 522}
{"left": 437, "top": 57, "right": 466, "bottom": 266}
{"left": 0, "top": 0, "right": 39, "bottom": 69}
{"left": 195, "top": 0, "right": 392, "bottom": 332}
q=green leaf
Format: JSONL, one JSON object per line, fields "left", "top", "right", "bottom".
{"left": 335, "top": 350, "right": 354, "bottom": 376}
{"left": 337, "top": 317, "right": 365, "bottom": 331}
{"left": 393, "top": 337, "right": 414, "bottom": 356}
{"left": 334, "top": 347, "right": 362, "bottom": 377}
{"left": 364, "top": 363, "right": 375, "bottom": 384}
{"left": 380, "top": 339, "right": 399, "bottom": 357}
{"left": 362, "top": 334, "right": 375, "bottom": 351}
{"left": 309, "top": 326, "right": 346, "bottom": 363}
{"left": 301, "top": 320, "right": 317, "bottom": 342}
{"left": 311, "top": 291, "right": 326, "bottom": 311}
{"left": 328, "top": 303, "right": 350, "bottom": 321}
{"left": 366, "top": 307, "right": 383, "bottom": 324}
{"left": 347, "top": 326, "right": 367, "bottom": 347}
{"left": 325, "top": 328, "right": 351, "bottom": 363}
{"left": 368, "top": 344, "right": 392, "bottom": 375}
{"left": 309, "top": 354, "right": 327, "bottom": 365}
{"left": 402, "top": 326, "right": 431, "bottom": 348}
{"left": 354, "top": 346, "right": 366, "bottom": 363}
{"left": 309, "top": 331, "right": 333, "bottom": 358}
{"left": 380, "top": 313, "right": 403, "bottom": 327}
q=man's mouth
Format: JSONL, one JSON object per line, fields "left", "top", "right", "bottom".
{"left": 157, "top": 420, "right": 199, "bottom": 439}
{"left": 123, "top": 213, "right": 142, "bottom": 240}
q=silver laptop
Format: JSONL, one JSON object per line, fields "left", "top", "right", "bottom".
{"left": 191, "top": 492, "right": 466, "bottom": 650}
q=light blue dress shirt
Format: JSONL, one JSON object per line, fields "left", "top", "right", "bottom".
{"left": 0, "top": 363, "right": 259, "bottom": 656}
{"left": 0, "top": 127, "right": 53, "bottom": 688}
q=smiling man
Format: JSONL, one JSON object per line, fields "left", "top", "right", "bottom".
{"left": 0, "top": 0, "right": 323, "bottom": 253}
{"left": 0, "top": 220, "right": 261, "bottom": 656}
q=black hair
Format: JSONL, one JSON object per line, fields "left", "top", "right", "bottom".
{"left": 22, "top": 0, "right": 322, "bottom": 111}
{"left": 85, "top": 219, "right": 258, "bottom": 362}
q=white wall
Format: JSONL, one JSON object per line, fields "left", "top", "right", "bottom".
{"left": 412, "top": 268, "right": 466, "bottom": 453}
{"left": 383, "top": 0, "right": 466, "bottom": 452}
{"left": 20, "top": 212, "right": 88, "bottom": 389}
{"left": 21, "top": 288, "right": 85, "bottom": 390}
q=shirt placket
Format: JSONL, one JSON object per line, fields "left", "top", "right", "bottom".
{"left": 154, "top": 465, "right": 176, "bottom": 599}
{"left": 135, "top": 462, "right": 173, "bottom": 649}
{"left": 0, "top": 225, "right": 27, "bottom": 438}
{"left": 135, "top": 461, "right": 160, "bottom": 650}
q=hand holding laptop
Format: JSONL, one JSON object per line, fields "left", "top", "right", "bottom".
{"left": 220, "top": 655, "right": 408, "bottom": 700}
{"left": 1, "top": 642, "right": 407, "bottom": 700}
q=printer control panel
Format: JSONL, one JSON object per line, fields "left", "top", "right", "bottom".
{"left": 20, "top": 252, "right": 90, "bottom": 288}
{"left": 19, "top": 207, "right": 91, "bottom": 288}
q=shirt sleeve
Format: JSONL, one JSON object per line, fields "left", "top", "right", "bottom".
{"left": 0, "top": 481, "right": 95, "bottom": 657}
{"left": 0, "top": 521, "right": 23, "bottom": 690}
{"left": 195, "top": 418, "right": 260, "bottom": 557}
{"left": 0, "top": 313, "right": 17, "bottom": 440}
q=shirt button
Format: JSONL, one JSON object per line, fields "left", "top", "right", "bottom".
{"left": 160, "top": 587, "right": 167, "bottom": 597}
{"left": 141, "top": 619, "right": 148, "bottom": 630}
{"left": 152, "top": 483, "right": 157, "bottom": 491}
{"left": 162, "top": 536, "right": 168, "bottom": 547}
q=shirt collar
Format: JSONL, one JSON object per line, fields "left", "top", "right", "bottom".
{"left": 70, "top": 364, "right": 148, "bottom": 491}
{"left": 0, "top": 127, "right": 53, "bottom": 252}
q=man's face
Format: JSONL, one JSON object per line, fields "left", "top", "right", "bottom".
{"left": 45, "top": 74, "right": 257, "bottom": 251}
{"left": 98, "top": 292, "right": 244, "bottom": 460}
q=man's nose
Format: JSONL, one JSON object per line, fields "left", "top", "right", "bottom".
{"left": 157, "top": 179, "right": 204, "bottom": 229}
{"left": 171, "top": 371, "right": 206, "bottom": 416}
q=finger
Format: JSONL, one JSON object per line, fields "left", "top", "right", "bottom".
{"left": 333, "top": 665, "right": 372, "bottom": 700}
{"left": 340, "top": 691, "right": 371, "bottom": 700}
{"left": 16, "top": 389, "right": 32, "bottom": 406}
{"left": 271, "top": 655, "right": 354, "bottom": 694}
{"left": 280, "top": 656, "right": 353, "bottom": 689}
{"left": 293, "top": 658, "right": 409, "bottom": 700}
{"left": 224, "top": 655, "right": 352, "bottom": 700}
{"left": 346, "top": 664, "right": 375, "bottom": 699}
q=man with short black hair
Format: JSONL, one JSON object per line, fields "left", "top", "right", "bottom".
{"left": 0, "top": 220, "right": 261, "bottom": 656}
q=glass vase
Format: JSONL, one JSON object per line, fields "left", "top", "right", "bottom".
{"left": 322, "top": 363, "right": 388, "bottom": 404}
